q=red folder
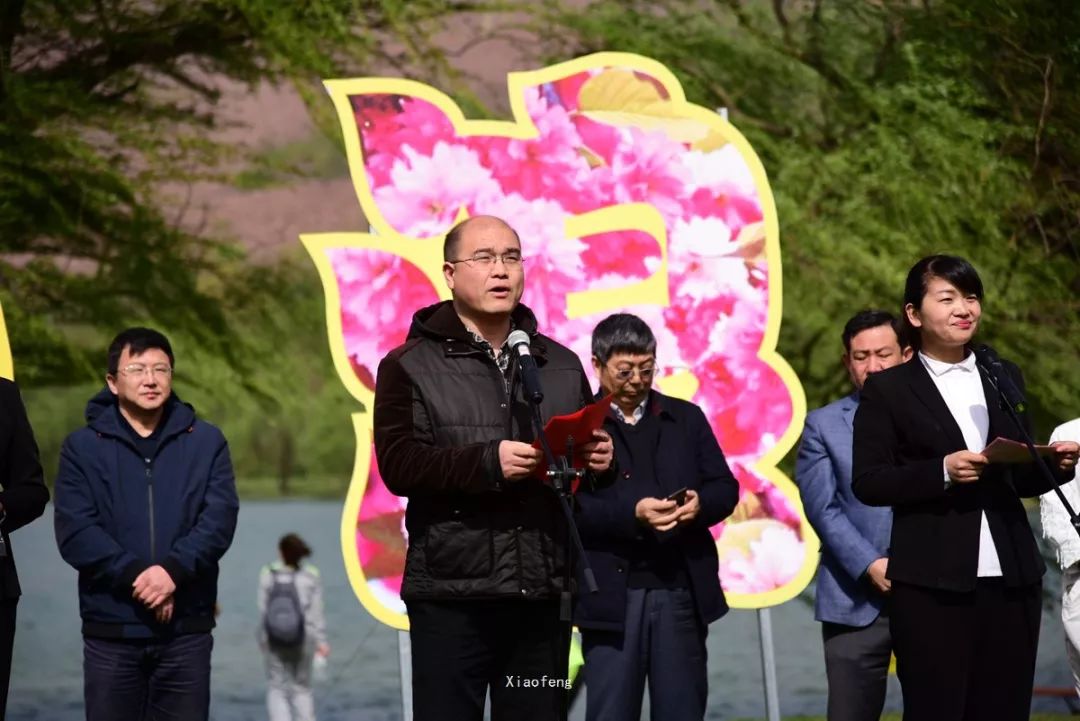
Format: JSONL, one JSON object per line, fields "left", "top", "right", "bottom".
{"left": 530, "top": 394, "right": 614, "bottom": 490}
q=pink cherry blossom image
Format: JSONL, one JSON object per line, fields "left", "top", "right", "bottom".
{"left": 330, "top": 248, "right": 440, "bottom": 389}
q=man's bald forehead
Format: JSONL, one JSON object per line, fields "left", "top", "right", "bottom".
{"left": 459, "top": 215, "right": 516, "bottom": 235}
{"left": 444, "top": 215, "right": 520, "bottom": 261}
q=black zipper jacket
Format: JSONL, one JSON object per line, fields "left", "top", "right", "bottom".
{"left": 373, "top": 301, "right": 598, "bottom": 601}
{"left": 54, "top": 389, "right": 239, "bottom": 638}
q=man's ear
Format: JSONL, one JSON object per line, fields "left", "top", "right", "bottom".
{"left": 443, "top": 262, "right": 455, "bottom": 290}
{"left": 901, "top": 346, "right": 914, "bottom": 362}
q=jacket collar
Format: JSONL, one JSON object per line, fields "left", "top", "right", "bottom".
{"left": 901, "top": 357, "right": 1011, "bottom": 450}
{"left": 920, "top": 350, "right": 979, "bottom": 376}
{"left": 597, "top": 389, "right": 675, "bottom": 421}
{"left": 86, "top": 386, "right": 196, "bottom": 442}
{"left": 979, "top": 364, "right": 1014, "bottom": 440}
{"left": 902, "top": 358, "right": 966, "bottom": 450}
{"left": 840, "top": 391, "right": 859, "bottom": 430}
{"left": 406, "top": 300, "right": 548, "bottom": 358}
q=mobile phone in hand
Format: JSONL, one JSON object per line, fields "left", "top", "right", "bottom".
{"left": 666, "top": 487, "right": 688, "bottom": 506}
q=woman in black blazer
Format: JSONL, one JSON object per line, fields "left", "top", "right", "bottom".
{"left": 852, "top": 255, "right": 1079, "bottom": 721}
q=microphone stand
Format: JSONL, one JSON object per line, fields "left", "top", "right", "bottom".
{"left": 528, "top": 400, "right": 597, "bottom": 721}
{"left": 529, "top": 401, "right": 600, "bottom": 604}
{"left": 978, "top": 361, "right": 1080, "bottom": 540}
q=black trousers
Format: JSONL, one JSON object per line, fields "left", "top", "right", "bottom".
{"left": 407, "top": 599, "right": 569, "bottom": 721}
{"left": 581, "top": 588, "right": 708, "bottom": 721}
{"left": 0, "top": 599, "right": 15, "bottom": 721}
{"left": 822, "top": 612, "right": 893, "bottom": 721}
{"left": 890, "top": 579, "right": 1040, "bottom": 721}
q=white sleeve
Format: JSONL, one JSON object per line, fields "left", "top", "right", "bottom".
{"left": 305, "top": 570, "right": 328, "bottom": 648}
{"left": 255, "top": 567, "right": 272, "bottom": 647}
{"left": 1040, "top": 422, "right": 1080, "bottom": 568}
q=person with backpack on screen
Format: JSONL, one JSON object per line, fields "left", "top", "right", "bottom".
{"left": 258, "top": 533, "right": 329, "bottom": 721}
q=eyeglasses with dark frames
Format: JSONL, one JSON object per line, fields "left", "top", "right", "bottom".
{"left": 448, "top": 251, "right": 524, "bottom": 268}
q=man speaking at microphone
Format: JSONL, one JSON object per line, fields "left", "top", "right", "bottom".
{"left": 373, "top": 215, "right": 613, "bottom": 721}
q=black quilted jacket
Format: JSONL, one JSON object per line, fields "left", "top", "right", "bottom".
{"left": 373, "top": 301, "right": 600, "bottom": 601}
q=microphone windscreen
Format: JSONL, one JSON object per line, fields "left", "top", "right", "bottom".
{"left": 507, "top": 329, "right": 531, "bottom": 352}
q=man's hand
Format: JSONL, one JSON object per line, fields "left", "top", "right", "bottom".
{"left": 865, "top": 557, "right": 891, "bottom": 594}
{"left": 674, "top": 489, "right": 701, "bottom": 525}
{"left": 499, "top": 441, "right": 543, "bottom": 481}
{"left": 945, "top": 450, "right": 988, "bottom": 483}
{"left": 133, "top": 565, "right": 176, "bottom": 609}
{"left": 580, "top": 429, "right": 613, "bottom": 472}
{"left": 635, "top": 497, "right": 681, "bottom": 532}
{"left": 155, "top": 596, "right": 174, "bottom": 623}
{"left": 316, "top": 642, "right": 331, "bottom": 658}
{"left": 1053, "top": 441, "right": 1080, "bottom": 474}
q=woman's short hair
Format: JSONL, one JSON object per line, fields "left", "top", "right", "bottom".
{"left": 901, "top": 255, "right": 984, "bottom": 349}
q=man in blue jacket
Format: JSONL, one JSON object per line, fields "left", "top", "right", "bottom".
{"left": 795, "top": 310, "right": 910, "bottom": 721}
{"left": 574, "top": 313, "right": 740, "bottom": 721}
{"left": 54, "top": 327, "right": 239, "bottom": 721}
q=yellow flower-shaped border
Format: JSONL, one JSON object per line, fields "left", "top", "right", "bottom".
{"left": 0, "top": 302, "right": 13, "bottom": 380}
{"left": 303, "top": 52, "right": 818, "bottom": 630}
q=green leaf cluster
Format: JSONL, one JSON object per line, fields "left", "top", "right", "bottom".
{"left": 2, "top": 0, "right": 499, "bottom": 491}
{"left": 0, "top": 0, "right": 492, "bottom": 384}
{"left": 8, "top": 0, "right": 1079, "bottom": 493}
{"left": 538, "top": 0, "right": 1080, "bottom": 437}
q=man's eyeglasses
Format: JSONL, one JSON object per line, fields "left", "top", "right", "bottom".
{"left": 118, "top": 364, "right": 173, "bottom": 378}
{"left": 609, "top": 365, "right": 660, "bottom": 382}
{"left": 448, "top": 252, "right": 524, "bottom": 268}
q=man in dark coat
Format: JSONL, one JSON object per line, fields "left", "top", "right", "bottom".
{"left": 53, "top": 327, "right": 239, "bottom": 721}
{"left": 373, "top": 215, "right": 614, "bottom": 721}
{"left": 0, "top": 377, "right": 49, "bottom": 718}
{"left": 573, "top": 313, "right": 740, "bottom": 721}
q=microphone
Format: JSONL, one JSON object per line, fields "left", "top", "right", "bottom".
{"left": 973, "top": 344, "right": 1026, "bottom": 413}
{"left": 507, "top": 330, "right": 544, "bottom": 405}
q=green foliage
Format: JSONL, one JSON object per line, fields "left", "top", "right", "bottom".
{"left": 2, "top": 0, "right": 505, "bottom": 495}
{"left": 232, "top": 132, "right": 349, "bottom": 190}
{"left": 538, "top": 0, "right": 1080, "bottom": 438}
{"left": 24, "top": 254, "right": 361, "bottom": 496}
{"left": 9, "top": 0, "right": 1079, "bottom": 498}
{"left": 174, "top": 250, "right": 361, "bottom": 493}
{"left": 0, "top": 0, "right": 497, "bottom": 385}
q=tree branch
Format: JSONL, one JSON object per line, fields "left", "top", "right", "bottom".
{"left": 27, "top": 14, "right": 250, "bottom": 97}
{"left": 1031, "top": 57, "right": 1052, "bottom": 175}
{"left": 772, "top": 0, "right": 791, "bottom": 44}
{"left": 721, "top": 0, "right": 863, "bottom": 101}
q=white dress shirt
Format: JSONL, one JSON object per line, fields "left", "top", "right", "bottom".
{"left": 919, "top": 351, "right": 1002, "bottom": 577}
{"left": 611, "top": 397, "right": 648, "bottom": 426}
